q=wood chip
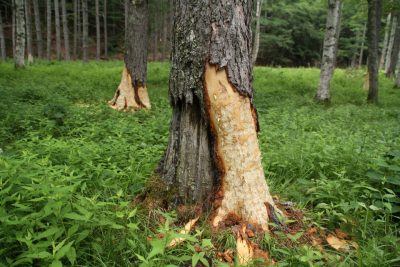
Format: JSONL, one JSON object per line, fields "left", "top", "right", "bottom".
{"left": 167, "top": 216, "right": 199, "bottom": 248}
{"left": 326, "top": 234, "right": 350, "bottom": 252}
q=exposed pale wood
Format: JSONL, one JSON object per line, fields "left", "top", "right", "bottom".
{"left": 167, "top": 216, "right": 199, "bottom": 248}
{"left": 108, "top": 66, "right": 139, "bottom": 111}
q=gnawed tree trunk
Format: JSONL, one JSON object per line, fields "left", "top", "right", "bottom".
{"left": 359, "top": 22, "right": 367, "bottom": 67}
{"left": 380, "top": 13, "right": 391, "bottom": 69}
{"left": 61, "top": 0, "right": 70, "bottom": 60}
{"left": 367, "top": 0, "right": 382, "bottom": 103}
{"left": 32, "top": 0, "right": 43, "bottom": 58}
{"left": 82, "top": 0, "right": 88, "bottom": 62}
{"left": 158, "top": 0, "right": 279, "bottom": 231}
{"left": 315, "top": 0, "right": 342, "bottom": 103}
{"left": 95, "top": 0, "right": 100, "bottom": 60}
{"left": 252, "top": 0, "right": 264, "bottom": 65}
{"left": 54, "top": 0, "right": 61, "bottom": 60}
{"left": 385, "top": 16, "right": 397, "bottom": 72}
{"left": 25, "top": 0, "right": 33, "bottom": 64}
{"left": 103, "top": 0, "right": 108, "bottom": 59}
{"left": 385, "top": 14, "right": 400, "bottom": 78}
{"left": 46, "top": 0, "right": 51, "bottom": 59}
{"left": 15, "top": 0, "right": 25, "bottom": 68}
{"left": 0, "top": 11, "right": 6, "bottom": 60}
{"left": 108, "top": 0, "right": 150, "bottom": 111}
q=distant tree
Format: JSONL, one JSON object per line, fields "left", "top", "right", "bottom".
{"left": 12, "top": 0, "right": 16, "bottom": 57}
{"left": 61, "top": 0, "right": 70, "bottom": 60}
{"left": 46, "top": 0, "right": 52, "bottom": 59}
{"left": 25, "top": 0, "right": 33, "bottom": 64}
{"left": 252, "top": 0, "right": 264, "bottom": 65}
{"left": 95, "top": 0, "right": 100, "bottom": 60}
{"left": 32, "top": 0, "right": 43, "bottom": 58}
{"left": 385, "top": 16, "right": 397, "bottom": 72}
{"left": 103, "top": 0, "right": 108, "bottom": 58}
{"left": 0, "top": 10, "right": 5, "bottom": 60}
{"left": 367, "top": 0, "right": 382, "bottom": 103}
{"left": 315, "top": 0, "right": 342, "bottom": 103}
{"left": 82, "top": 0, "right": 88, "bottom": 62}
{"left": 380, "top": 13, "right": 391, "bottom": 69}
{"left": 358, "top": 22, "right": 367, "bottom": 67}
{"left": 73, "top": 0, "right": 78, "bottom": 58}
{"left": 385, "top": 13, "right": 400, "bottom": 78}
{"left": 54, "top": 0, "right": 61, "bottom": 60}
{"left": 395, "top": 63, "right": 400, "bottom": 88}
{"left": 15, "top": 0, "right": 25, "bottom": 68}
{"left": 108, "top": 0, "right": 150, "bottom": 111}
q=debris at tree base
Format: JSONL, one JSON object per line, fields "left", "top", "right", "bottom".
{"left": 167, "top": 216, "right": 200, "bottom": 248}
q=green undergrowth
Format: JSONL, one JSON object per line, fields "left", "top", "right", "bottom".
{"left": 0, "top": 61, "right": 399, "bottom": 266}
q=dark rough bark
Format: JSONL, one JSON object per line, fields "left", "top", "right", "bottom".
{"left": 15, "top": 0, "right": 25, "bottom": 68}
{"left": 46, "top": 0, "right": 51, "bottom": 59}
{"left": 367, "top": 0, "right": 382, "bottom": 103}
{"left": 54, "top": 0, "right": 61, "bottom": 60}
{"left": 124, "top": 0, "right": 148, "bottom": 87}
{"left": 61, "top": 0, "right": 70, "bottom": 60}
{"left": 82, "top": 0, "right": 88, "bottom": 62}
{"left": 160, "top": 0, "right": 255, "bottom": 205}
{"left": 32, "top": 0, "right": 43, "bottom": 58}
{"left": 0, "top": 11, "right": 6, "bottom": 60}
{"left": 385, "top": 14, "right": 400, "bottom": 78}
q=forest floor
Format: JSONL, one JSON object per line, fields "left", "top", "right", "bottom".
{"left": 0, "top": 61, "right": 399, "bottom": 267}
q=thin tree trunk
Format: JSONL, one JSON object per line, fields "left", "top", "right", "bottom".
{"left": 61, "top": 0, "right": 70, "bottom": 60}
{"left": 95, "top": 0, "right": 100, "bottom": 60}
{"left": 367, "top": 0, "right": 382, "bottom": 103}
{"left": 252, "top": 0, "right": 264, "bottom": 65}
{"left": 351, "top": 28, "right": 361, "bottom": 68}
{"left": 46, "top": 0, "right": 51, "bottom": 59}
{"left": 103, "top": 0, "right": 108, "bottom": 58}
{"left": 380, "top": 13, "right": 391, "bottom": 69}
{"left": 12, "top": 0, "right": 16, "bottom": 58}
{"left": 162, "top": 5, "right": 168, "bottom": 61}
{"left": 159, "top": 1, "right": 279, "bottom": 231}
{"left": 54, "top": 0, "right": 61, "bottom": 60}
{"left": 359, "top": 22, "right": 367, "bottom": 67}
{"left": 32, "top": 0, "right": 43, "bottom": 58}
{"left": 73, "top": 0, "right": 77, "bottom": 59}
{"left": 315, "top": 0, "right": 342, "bottom": 102}
{"left": 15, "top": 0, "right": 25, "bottom": 68}
{"left": 25, "top": 0, "right": 33, "bottom": 64}
{"left": 82, "top": 0, "right": 88, "bottom": 62}
{"left": 385, "top": 16, "right": 397, "bottom": 72}
{"left": 395, "top": 62, "right": 400, "bottom": 88}
{"left": 0, "top": 11, "right": 6, "bottom": 60}
{"left": 385, "top": 14, "right": 400, "bottom": 78}
{"left": 124, "top": 0, "right": 128, "bottom": 40}
{"left": 77, "top": 0, "right": 81, "bottom": 56}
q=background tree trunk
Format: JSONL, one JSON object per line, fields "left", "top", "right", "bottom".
{"left": 358, "top": 22, "right": 367, "bottom": 67}
{"left": 54, "top": 0, "right": 61, "bottom": 60}
{"left": 61, "top": 0, "right": 70, "bottom": 60}
{"left": 73, "top": 0, "right": 77, "bottom": 58}
{"left": 95, "top": 0, "right": 100, "bottom": 60}
{"left": 77, "top": 0, "right": 81, "bottom": 57}
{"left": 25, "top": 0, "right": 33, "bottom": 64}
{"left": 395, "top": 62, "right": 400, "bottom": 88}
{"left": 15, "top": 0, "right": 25, "bottom": 68}
{"left": 0, "top": 10, "right": 6, "bottom": 60}
{"left": 380, "top": 13, "right": 391, "bottom": 69}
{"left": 160, "top": 0, "right": 278, "bottom": 230}
{"left": 385, "top": 14, "right": 400, "bottom": 78}
{"left": 385, "top": 16, "right": 397, "bottom": 72}
{"left": 315, "top": 0, "right": 342, "bottom": 102}
{"left": 46, "top": 0, "right": 51, "bottom": 59}
{"left": 367, "top": 0, "right": 382, "bottom": 103}
{"left": 82, "top": 0, "right": 88, "bottom": 62}
{"left": 32, "top": 0, "right": 43, "bottom": 58}
{"left": 252, "top": 0, "right": 264, "bottom": 65}
{"left": 103, "top": 0, "right": 108, "bottom": 59}
{"left": 12, "top": 0, "right": 16, "bottom": 58}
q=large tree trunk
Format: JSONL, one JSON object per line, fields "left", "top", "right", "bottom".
{"left": 32, "top": 0, "right": 43, "bottom": 58}
{"left": 367, "top": 0, "right": 382, "bottom": 103}
{"left": 380, "top": 13, "right": 391, "bottom": 69}
{"left": 252, "top": 0, "right": 264, "bottom": 65}
{"left": 103, "top": 0, "right": 108, "bottom": 59}
{"left": 46, "top": 0, "right": 51, "bottom": 60}
{"left": 82, "top": 0, "right": 88, "bottom": 62}
{"left": 315, "top": 0, "right": 342, "bottom": 103}
{"left": 358, "top": 22, "right": 367, "bottom": 67}
{"left": 0, "top": 10, "right": 6, "bottom": 60}
{"left": 385, "top": 16, "right": 397, "bottom": 72}
{"left": 385, "top": 14, "right": 400, "bottom": 78}
{"left": 61, "top": 0, "right": 70, "bottom": 60}
{"left": 73, "top": 0, "right": 77, "bottom": 58}
{"left": 25, "top": 0, "right": 33, "bottom": 64}
{"left": 158, "top": 0, "right": 278, "bottom": 231}
{"left": 95, "top": 0, "right": 100, "bottom": 60}
{"left": 54, "top": 0, "right": 61, "bottom": 60}
{"left": 108, "top": 0, "right": 150, "bottom": 111}
{"left": 15, "top": 0, "right": 25, "bottom": 68}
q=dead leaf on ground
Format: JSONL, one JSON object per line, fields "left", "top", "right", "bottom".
{"left": 326, "top": 234, "right": 350, "bottom": 252}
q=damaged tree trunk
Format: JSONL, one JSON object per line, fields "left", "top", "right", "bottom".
{"left": 315, "top": 0, "right": 342, "bottom": 103}
{"left": 158, "top": 0, "right": 279, "bottom": 231}
{"left": 108, "top": 0, "right": 150, "bottom": 111}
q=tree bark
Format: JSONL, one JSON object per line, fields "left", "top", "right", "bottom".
{"left": 103, "top": 0, "right": 108, "bottom": 59}
{"left": 54, "top": 0, "right": 61, "bottom": 60}
{"left": 95, "top": 0, "right": 100, "bottom": 60}
{"left": 108, "top": 0, "right": 150, "bottom": 111}
{"left": 162, "top": 5, "right": 168, "bottom": 61}
{"left": 82, "top": 0, "right": 88, "bottom": 62}
{"left": 15, "top": 0, "right": 25, "bottom": 68}
{"left": 46, "top": 0, "right": 51, "bottom": 59}
{"left": 380, "top": 13, "right": 391, "bottom": 69}
{"left": 61, "top": 0, "right": 70, "bottom": 60}
{"left": 385, "top": 14, "right": 400, "bottom": 78}
{"left": 252, "top": 0, "right": 264, "bottom": 65}
{"left": 367, "top": 0, "right": 382, "bottom": 103}
{"left": 358, "top": 22, "right": 367, "bottom": 67}
{"left": 395, "top": 62, "right": 400, "bottom": 88}
{"left": 12, "top": 0, "right": 16, "bottom": 58}
{"left": 73, "top": 0, "right": 78, "bottom": 58}
{"left": 25, "top": 0, "right": 33, "bottom": 64}
{"left": 0, "top": 10, "right": 6, "bottom": 60}
{"left": 32, "top": 0, "right": 43, "bottom": 58}
{"left": 77, "top": 0, "right": 81, "bottom": 56}
{"left": 315, "top": 0, "right": 342, "bottom": 102}
{"left": 385, "top": 16, "right": 397, "bottom": 72}
{"left": 159, "top": 0, "right": 278, "bottom": 230}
